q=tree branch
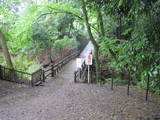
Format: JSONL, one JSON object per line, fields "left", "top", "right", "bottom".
{"left": 48, "top": 7, "right": 83, "bottom": 20}
{"left": 37, "top": 11, "right": 99, "bottom": 34}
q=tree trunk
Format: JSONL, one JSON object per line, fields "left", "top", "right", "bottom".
{"left": 81, "top": 0, "right": 100, "bottom": 82}
{"left": 0, "top": 31, "right": 13, "bottom": 69}
{"left": 97, "top": 6, "right": 105, "bottom": 38}
{"left": 94, "top": 46, "right": 100, "bottom": 82}
{"left": 119, "top": 14, "right": 122, "bottom": 39}
{"left": 97, "top": 7, "right": 118, "bottom": 62}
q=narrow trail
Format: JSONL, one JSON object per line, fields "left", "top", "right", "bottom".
{"left": 0, "top": 43, "right": 160, "bottom": 120}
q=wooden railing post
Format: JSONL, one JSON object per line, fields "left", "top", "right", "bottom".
{"left": 31, "top": 74, "right": 34, "bottom": 87}
{"left": 127, "top": 70, "right": 131, "bottom": 96}
{"left": 90, "top": 65, "right": 93, "bottom": 83}
{"left": 85, "top": 69, "right": 87, "bottom": 82}
{"left": 146, "top": 73, "right": 150, "bottom": 101}
{"left": 80, "top": 69, "right": 82, "bottom": 79}
{"left": 56, "top": 65, "right": 59, "bottom": 74}
{"left": 74, "top": 71, "right": 76, "bottom": 83}
{"left": 51, "top": 65, "right": 54, "bottom": 77}
{"left": 60, "top": 63, "right": 62, "bottom": 71}
{"left": 0, "top": 65, "right": 2, "bottom": 79}
{"left": 111, "top": 72, "right": 114, "bottom": 90}
{"left": 42, "top": 70, "right": 45, "bottom": 82}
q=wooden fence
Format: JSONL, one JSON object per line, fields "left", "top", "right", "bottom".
{"left": 104, "top": 71, "right": 152, "bottom": 101}
{"left": 74, "top": 58, "right": 152, "bottom": 101}
{"left": 0, "top": 65, "right": 44, "bottom": 86}
{"left": 0, "top": 49, "right": 80, "bottom": 86}
{"left": 43, "top": 50, "right": 80, "bottom": 79}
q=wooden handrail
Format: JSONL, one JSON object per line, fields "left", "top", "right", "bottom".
{"left": 43, "top": 50, "right": 80, "bottom": 79}
{"left": 32, "top": 69, "right": 42, "bottom": 75}
{"left": 1, "top": 66, "right": 32, "bottom": 75}
{"left": 0, "top": 49, "right": 80, "bottom": 86}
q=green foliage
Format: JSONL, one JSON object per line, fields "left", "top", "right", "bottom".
{"left": 53, "top": 37, "right": 76, "bottom": 53}
{"left": 0, "top": 0, "right": 160, "bottom": 96}
{"left": 0, "top": 1, "right": 83, "bottom": 73}
{"left": 118, "top": 0, "right": 126, "bottom": 7}
{"left": 45, "top": 3, "right": 81, "bottom": 16}
{"left": 99, "top": 0, "right": 160, "bottom": 95}
{"left": 0, "top": 55, "right": 5, "bottom": 65}
{"left": 13, "top": 56, "right": 33, "bottom": 72}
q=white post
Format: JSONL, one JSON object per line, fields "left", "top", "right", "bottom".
{"left": 88, "top": 65, "right": 90, "bottom": 83}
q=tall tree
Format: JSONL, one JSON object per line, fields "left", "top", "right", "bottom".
{"left": 0, "top": 31, "right": 13, "bottom": 69}
{"left": 97, "top": 6, "right": 105, "bottom": 38}
{"left": 96, "top": 5, "right": 118, "bottom": 62}
{"left": 81, "top": 0, "right": 100, "bottom": 81}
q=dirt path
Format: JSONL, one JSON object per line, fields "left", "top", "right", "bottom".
{"left": 0, "top": 44, "right": 160, "bottom": 120}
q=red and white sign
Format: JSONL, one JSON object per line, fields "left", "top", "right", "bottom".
{"left": 86, "top": 55, "right": 92, "bottom": 65}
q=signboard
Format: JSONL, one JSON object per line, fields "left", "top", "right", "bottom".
{"left": 85, "top": 55, "right": 92, "bottom": 65}
{"left": 76, "top": 58, "right": 82, "bottom": 69}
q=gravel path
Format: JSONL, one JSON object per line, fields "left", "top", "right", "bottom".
{"left": 0, "top": 43, "right": 160, "bottom": 120}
